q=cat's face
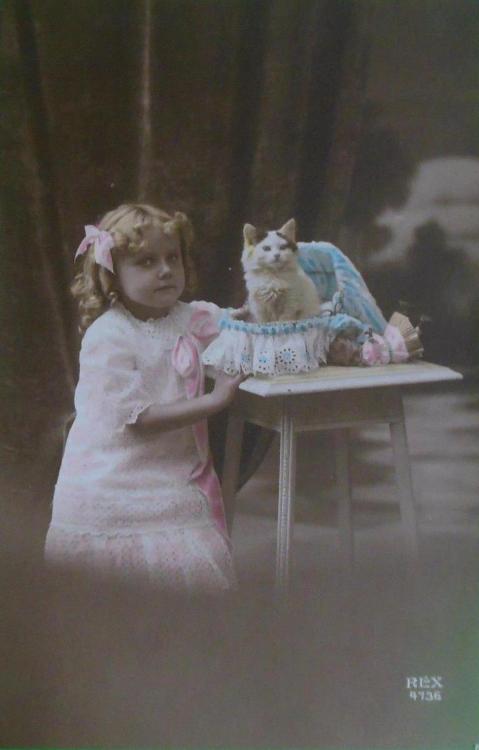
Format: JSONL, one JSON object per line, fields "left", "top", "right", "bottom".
{"left": 242, "top": 219, "right": 298, "bottom": 272}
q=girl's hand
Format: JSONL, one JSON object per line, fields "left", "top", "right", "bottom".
{"left": 211, "top": 370, "right": 245, "bottom": 409}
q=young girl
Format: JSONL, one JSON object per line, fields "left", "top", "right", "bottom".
{"left": 45, "top": 203, "right": 243, "bottom": 591}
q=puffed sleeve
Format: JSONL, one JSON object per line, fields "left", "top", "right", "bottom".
{"left": 191, "top": 300, "right": 223, "bottom": 322}
{"left": 189, "top": 300, "right": 224, "bottom": 350}
{"left": 74, "top": 315, "right": 153, "bottom": 432}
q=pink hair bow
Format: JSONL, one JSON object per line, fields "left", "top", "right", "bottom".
{"left": 74, "top": 225, "right": 115, "bottom": 273}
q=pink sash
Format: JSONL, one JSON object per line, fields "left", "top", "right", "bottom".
{"left": 171, "top": 309, "right": 228, "bottom": 537}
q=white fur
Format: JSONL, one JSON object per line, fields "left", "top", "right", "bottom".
{"left": 241, "top": 219, "right": 321, "bottom": 323}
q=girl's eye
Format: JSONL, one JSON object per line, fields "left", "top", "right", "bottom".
{"left": 263, "top": 245, "right": 271, "bottom": 252}
{"left": 139, "top": 257, "right": 154, "bottom": 266}
{"left": 168, "top": 254, "right": 178, "bottom": 263}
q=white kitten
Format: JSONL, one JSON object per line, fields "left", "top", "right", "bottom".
{"left": 241, "top": 218, "right": 321, "bottom": 323}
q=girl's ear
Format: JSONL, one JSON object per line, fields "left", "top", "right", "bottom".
{"left": 279, "top": 218, "right": 296, "bottom": 243}
{"left": 243, "top": 223, "right": 257, "bottom": 246}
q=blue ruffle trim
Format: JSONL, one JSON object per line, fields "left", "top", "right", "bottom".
{"left": 219, "top": 309, "right": 370, "bottom": 341}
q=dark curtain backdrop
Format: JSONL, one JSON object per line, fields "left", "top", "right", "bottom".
{"left": 1, "top": 0, "right": 372, "bottom": 494}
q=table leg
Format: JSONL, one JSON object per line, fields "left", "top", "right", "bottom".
{"left": 222, "top": 413, "right": 244, "bottom": 535}
{"left": 333, "top": 429, "right": 354, "bottom": 569}
{"left": 390, "top": 407, "right": 419, "bottom": 558}
{"left": 276, "top": 401, "right": 296, "bottom": 593}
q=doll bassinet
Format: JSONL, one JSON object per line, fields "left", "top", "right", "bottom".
{"left": 203, "top": 241, "right": 387, "bottom": 377}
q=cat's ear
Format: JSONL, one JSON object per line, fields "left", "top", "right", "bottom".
{"left": 243, "top": 223, "right": 257, "bottom": 246}
{"left": 279, "top": 218, "right": 296, "bottom": 243}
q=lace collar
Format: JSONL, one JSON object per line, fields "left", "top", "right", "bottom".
{"left": 115, "top": 301, "right": 190, "bottom": 340}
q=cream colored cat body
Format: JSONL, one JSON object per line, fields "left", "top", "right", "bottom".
{"left": 241, "top": 219, "right": 321, "bottom": 323}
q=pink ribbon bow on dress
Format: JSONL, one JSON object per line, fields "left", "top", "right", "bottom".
{"left": 171, "top": 307, "right": 228, "bottom": 537}
{"left": 74, "top": 225, "right": 115, "bottom": 273}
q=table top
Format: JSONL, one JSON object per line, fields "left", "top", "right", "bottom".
{"left": 239, "top": 361, "right": 462, "bottom": 397}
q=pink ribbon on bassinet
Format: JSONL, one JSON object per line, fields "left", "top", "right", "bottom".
{"left": 171, "top": 308, "right": 228, "bottom": 536}
{"left": 361, "top": 324, "right": 409, "bottom": 366}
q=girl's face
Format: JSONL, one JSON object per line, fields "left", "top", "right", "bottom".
{"left": 115, "top": 225, "right": 185, "bottom": 319}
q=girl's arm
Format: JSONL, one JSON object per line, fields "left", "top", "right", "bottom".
{"left": 134, "top": 371, "right": 244, "bottom": 432}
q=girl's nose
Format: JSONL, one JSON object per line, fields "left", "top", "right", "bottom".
{"left": 157, "top": 262, "right": 172, "bottom": 278}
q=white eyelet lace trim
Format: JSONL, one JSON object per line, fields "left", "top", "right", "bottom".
{"left": 125, "top": 401, "right": 152, "bottom": 426}
{"left": 202, "top": 325, "right": 329, "bottom": 376}
{"left": 47, "top": 519, "right": 217, "bottom": 538}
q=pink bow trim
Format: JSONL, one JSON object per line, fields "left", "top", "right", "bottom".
{"left": 172, "top": 335, "right": 209, "bottom": 468}
{"left": 361, "top": 326, "right": 409, "bottom": 366}
{"left": 383, "top": 324, "right": 409, "bottom": 363}
{"left": 172, "top": 331, "right": 227, "bottom": 536}
{"left": 361, "top": 334, "right": 390, "bottom": 366}
{"left": 172, "top": 335, "right": 200, "bottom": 382}
{"left": 74, "top": 225, "right": 115, "bottom": 274}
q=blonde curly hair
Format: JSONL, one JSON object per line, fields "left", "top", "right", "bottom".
{"left": 71, "top": 203, "right": 197, "bottom": 333}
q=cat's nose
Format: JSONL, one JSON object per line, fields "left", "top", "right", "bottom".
{"left": 274, "top": 253, "right": 281, "bottom": 261}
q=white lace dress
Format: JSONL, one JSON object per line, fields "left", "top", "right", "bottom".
{"left": 44, "top": 301, "right": 236, "bottom": 592}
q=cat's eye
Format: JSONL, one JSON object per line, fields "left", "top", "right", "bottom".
{"left": 263, "top": 245, "right": 271, "bottom": 252}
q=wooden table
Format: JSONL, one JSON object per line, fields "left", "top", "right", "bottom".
{"left": 221, "top": 362, "right": 462, "bottom": 592}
